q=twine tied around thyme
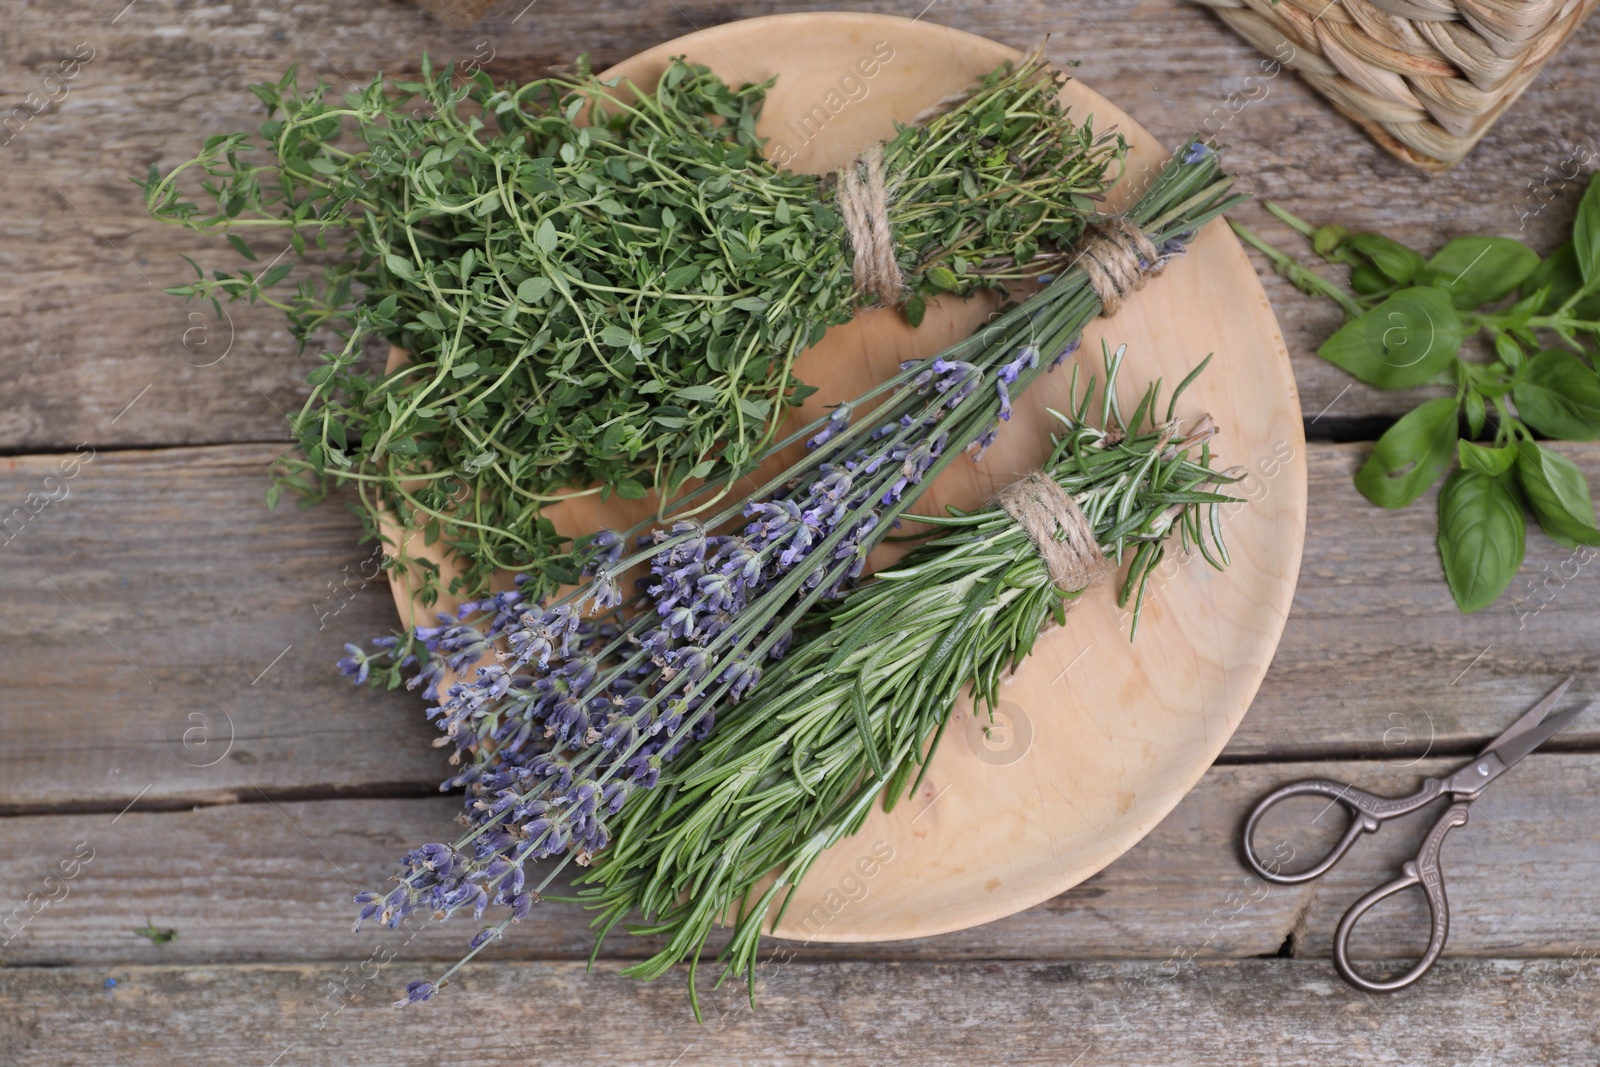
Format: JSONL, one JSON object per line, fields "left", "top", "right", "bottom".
{"left": 839, "top": 161, "right": 1167, "bottom": 317}
{"left": 837, "top": 143, "right": 906, "bottom": 305}
{"left": 997, "top": 470, "right": 1113, "bottom": 594}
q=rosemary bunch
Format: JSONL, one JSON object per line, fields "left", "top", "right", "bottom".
{"left": 576, "top": 346, "right": 1238, "bottom": 1016}
{"left": 338, "top": 140, "right": 1244, "bottom": 1007}
{"left": 142, "top": 53, "right": 1125, "bottom": 600}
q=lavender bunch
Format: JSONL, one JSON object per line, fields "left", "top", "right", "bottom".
{"left": 341, "top": 140, "right": 1244, "bottom": 1005}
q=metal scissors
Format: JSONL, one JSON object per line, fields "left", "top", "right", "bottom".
{"left": 1240, "top": 677, "right": 1587, "bottom": 993}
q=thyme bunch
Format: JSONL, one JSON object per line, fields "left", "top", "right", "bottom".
{"left": 142, "top": 53, "right": 1125, "bottom": 600}
{"left": 576, "top": 346, "right": 1239, "bottom": 1016}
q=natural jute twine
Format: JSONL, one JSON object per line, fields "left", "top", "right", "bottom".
{"left": 996, "top": 470, "right": 1114, "bottom": 594}
{"left": 838, "top": 117, "right": 1172, "bottom": 311}
{"left": 1074, "top": 216, "right": 1166, "bottom": 318}
{"left": 836, "top": 143, "right": 906, "bottom": 304}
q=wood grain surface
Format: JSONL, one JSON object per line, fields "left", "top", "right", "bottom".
{"left": 3, "top": 0, "right": 1598, "bottom": 1063}
{"left": 8, "top": 959, "right": 1600, "bottom": 1066}
{"left": 3, "top": 756, "right": 1597, "bottom": 968}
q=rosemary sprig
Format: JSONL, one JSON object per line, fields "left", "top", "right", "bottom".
{"left": 141, "top": 53, "right": 1125, "bottom": 601}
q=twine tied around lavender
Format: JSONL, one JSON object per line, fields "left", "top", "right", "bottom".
{"left": 1074, "top": 215, "right": 1166, "bottom": 317}
{"left": 996, "top": 470, "right": 1114, "bottom": 595}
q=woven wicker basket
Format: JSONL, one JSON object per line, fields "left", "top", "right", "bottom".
{"left": 1192, "top": 0, "right": 1598, "bottom": 169}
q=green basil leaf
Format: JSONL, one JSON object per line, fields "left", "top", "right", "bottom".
{"left": 1497, "top": 288, "right": 1545, "bottom": 331}
{"left": 1318, "top": 287, "right": 1465, "bottom": 389}
{"left": 1350, "top": 264, "right": 1390, "bottom": 296}
{"left": 1464, "top": 391, "right": 1487, "bottom": 438}
{"left": 1521, "top": 241, "right": 1600, "bottom": 318}
{"left": 1421, "top": 236, "right": 1539, "bottom": 310}
{"left": 1492, "top": 331, "right": 1524, "bottom": 370}
{"left": 1514, "top": 442, "right": 1600, "bottom": 548}
{"left": 1574, "top": 174, "right": 1600, "bottom": 283}
{"left": 1347, "top": 233, "right": 1425, "bottom": 284}
{"left": 1437, "top": 468, "right": 1525, "bottom": 614}
{"left": 1458, "top": 439, "right": 1515, "bottom": 476}
{"left": 1353, "top": 397, "right": 1459, "bottom": 508}
{"left": 1312, "top": 224, "right": 1349, "bottom": 259}
{"left": 1511, "top": 350, "right": 1600, "bottom": 441}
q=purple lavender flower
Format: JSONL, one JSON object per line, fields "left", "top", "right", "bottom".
{"left": 966, "top": 426, "right": 1000, "bottom": 461}
{"left": 396, "top": 980, "right": 435, "bottom": 1006}
{"left": 1050, "top": 337, "right": 1082, "bottom": 371}
{"left": 998, "top": 345, "right": 1040, "bottom": 384}
{"left": 336, "top": 644, "right": 372, "bottom": 685}
{"left": 806, "top": 406, "right": 851, "bottom": 449}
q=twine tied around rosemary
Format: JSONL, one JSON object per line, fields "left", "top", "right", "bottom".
{"left": 997, "top": 470, "right": 1114, "bottom": 594}
{"left": 1075, "top": 216, "right": 1166, "bottom": 317}
{"left": 837, "top": 143, "right": 906, "bottom": 305}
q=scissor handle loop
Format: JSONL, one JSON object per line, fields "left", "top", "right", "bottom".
{"left": 1332, "top": 801, "right": 1470, "bottom": 993}
{"left": 1241, "top": 777, "right": 1444, "bottom": 885}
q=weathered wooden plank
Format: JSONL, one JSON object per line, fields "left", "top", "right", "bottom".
{"left": 1, "top": 0, "right": 1596, "bottom": 451}
{"left": 0, "top": 444, "right": 449, "bottom": 810}
{"left": 1242, "top": 442, "right": 1600, "bottom": 760}
{"left": 2, "top": 440, "right": 1596, "bottom": 806}
{"left": 0, "top": 441, "right": 1593, "bottom": 809}
{"left": 5, "top": 958, "right": 1599, "bottom": 1066}
{"left": 2, "top": 756, "right": 1595, "bottom": 969}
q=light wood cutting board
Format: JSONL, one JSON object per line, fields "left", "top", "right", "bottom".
{"left": 384, "top": 12, "right": 1307, "bottom": 943}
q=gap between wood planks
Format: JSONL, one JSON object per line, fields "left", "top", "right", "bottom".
{"left": 0, "top": 414, "right": 1402, "bottom": 460}
{"left": 2, "top": 745, "right": 1597, "bottom": 820}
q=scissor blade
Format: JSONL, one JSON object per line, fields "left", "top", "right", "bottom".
{"left": 1486, "top": 701, "right": 1589, "bottom": 770}
{"left": 1479, "top": 676, "right": 1575, "bottom": 757}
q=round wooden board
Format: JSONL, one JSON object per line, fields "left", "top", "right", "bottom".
{"left": 386, "top": 12, "right": 1306, "bottom": 943}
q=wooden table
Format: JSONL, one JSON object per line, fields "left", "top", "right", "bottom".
{"left": 2, "top": 2, "right": 1597, "bottom": 1063}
